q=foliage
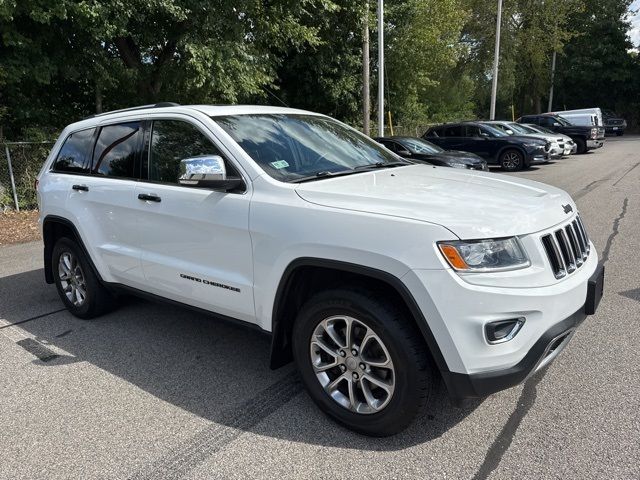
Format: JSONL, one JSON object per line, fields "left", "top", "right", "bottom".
{"left": 0, "top": 0, "right": 638, "bottom": 143}
{"left": 554, "top": 0, "right": 639, "bottom": 119}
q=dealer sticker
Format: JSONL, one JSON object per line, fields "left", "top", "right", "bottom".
{"left": 270, "top": 160, "right": 289, "bottom": 169}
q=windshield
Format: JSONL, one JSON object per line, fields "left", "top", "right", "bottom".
{"left": 482, "top": 124, "right": 509, "bottom": 137}
{"left": 553, "top": 115, "right": 572, "bottom": 126}
{"left": 514, "top": 123, "right": 538, "bottom": 134}
{"left": 399, "top": 138, "right": 443, "bottom": 154}
{"left": 531, "top": 125, "right": 553, "bottom": 134}
{"left": 214, "top": 114, "right": 406, "bottom": 182}
{"left": 505, "top": 122, "right": 529, "bottom": 135}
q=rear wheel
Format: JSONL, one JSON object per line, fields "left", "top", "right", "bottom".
{"left": 499, "top": 149, "right": 525, "bottom": 171}
{"left": 575, "top": 138, "right": 587, "bottom": 154}
{"left": 52, "top": 237, "right": 116, "bottom": 319}
{"left": 292, "top": 288, "right": 435, "bottom": 436}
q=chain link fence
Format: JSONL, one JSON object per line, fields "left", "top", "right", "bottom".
{"left": 1, "top": 141, "right": 54, "bottom": 212}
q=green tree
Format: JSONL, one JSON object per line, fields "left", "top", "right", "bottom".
{"left": 554, "top": 0, "right": 637, "bottom": 118}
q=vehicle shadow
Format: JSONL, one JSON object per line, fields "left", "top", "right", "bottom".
{"left": 1, "top": 268, "right": 482, "bottom": 451}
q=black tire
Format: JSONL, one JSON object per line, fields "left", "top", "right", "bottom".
{"left": 499, "top": 149, "right": 525, "bottom": 171}
{"left": 52, "top": 237, "right": 116, "bottom": 319}
{"left": 575, "top": 138, "right": 587, "bottom": 154}
{"left": 616, "top": 131, "right": 624, "bottom": 137}
{"left": 292, "top": 288, "right": 435, "bottom": 436}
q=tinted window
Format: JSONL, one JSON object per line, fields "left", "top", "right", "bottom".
{"left": 539, "top": 116, "right": 555, "bottom": 127}
{"left": 148, "top": 120, "right": 230, "bottom": 184}
{"left": 443, "top": 125, "right": 463, "bottom": 137}
{"left": 520, "top": 116, "right": 537, "bottom": 124}
{"left": 92, "top": 122, "right": 142, "bottom": 178}
{"left": 399, "top": 138, "right": 442, "bottom": 154}
{"left": 52, "top": 128, "right": 95, "bottom": 173}
{"left": 214, "top": 114, "right": 401, "bottom": 183}
{"left": 380, "top": 140, "right": 400, "bottom": 152}
{"left": 425, "top": 127, "right": 442, "bottom": 137}
{"left": 465, "top": 125, "right": 482, "bottom": 137}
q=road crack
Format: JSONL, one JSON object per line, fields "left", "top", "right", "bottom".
{"left": 601, "top": 197, "right": 628, "bottom": 265}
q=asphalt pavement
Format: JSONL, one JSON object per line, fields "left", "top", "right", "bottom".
{"left": 1, "top": 136, "right": 639, "bottom": 479}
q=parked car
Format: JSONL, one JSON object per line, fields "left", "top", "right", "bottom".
{"left": 602, "top": 109, "right": 627, "bottom": 136}
{"left": 517, "top": 123, "right": 577, "bottom": 155}
{"left": 423, "top": 122, "right": 550, "bottom": 171}
{"left": 550, "top": 108, "right": 604, "bottom": 129}
{"left": 374, "top": 136, "right": 488, "bottom": 171}
{"left": 37, "top": 103, "right": 604, "bottom": 436}
{"left": 517, "top": 114, "right": 604, "bottom": 154}
{"left": 482, "top": 121, "right": 567, "bottom": 159}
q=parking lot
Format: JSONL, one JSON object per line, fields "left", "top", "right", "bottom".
{"left": 1, "top": 135, "right": 639, "bottom": 480}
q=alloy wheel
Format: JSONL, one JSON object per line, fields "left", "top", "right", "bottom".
{"left": 309, "top": 315, "right": 395, "bottom": 414}
{"left": 503, "top": 152, "right": 521, "bottom": 169}
{"left": 58, "top": 251, "right": 87, "bottom": 307}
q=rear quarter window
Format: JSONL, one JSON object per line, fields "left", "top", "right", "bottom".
{"left": 52, "top": 128, "right": 96, "bottom": 173}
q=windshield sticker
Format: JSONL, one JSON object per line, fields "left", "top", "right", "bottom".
{"left": 270, "top": 160, "right": 289, "bottom": 169}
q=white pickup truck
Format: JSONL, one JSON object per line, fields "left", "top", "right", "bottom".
{"left": 37, "top": 104, "right": 604, "bottom": 436}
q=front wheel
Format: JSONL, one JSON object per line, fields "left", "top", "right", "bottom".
{"left": 292, "top": 289, "right": 435, "bottom": 436}
{"left": 575, "top": 138, "right": 587, "bottom": 154}
{"left": 499, "top": 149, "right": 525, "bottom": 171}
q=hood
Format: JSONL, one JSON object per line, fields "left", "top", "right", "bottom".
{"left": 295, "top": 165, "right": 575, "bottom": 239}
{"left": 519, "top": 133, "right": 563, "bottom": 143}
{"left": 439, "top": 151, "right": 485, "bottom": 164}
{"left": 415, "top": 151, "right": 484, "bottom": 165}
{"left": 508, "top": 135, "right": 547, "bottom": 145}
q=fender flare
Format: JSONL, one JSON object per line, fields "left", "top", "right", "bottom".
{"left": 42, "top": 215, "right": 103, "bottom": 285}
{"left": 269, "top": 257, "right": 450, "bottom": 376}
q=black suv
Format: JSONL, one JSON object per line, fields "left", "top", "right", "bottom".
{"left": 423, "top": 122, "right": 550, "bottom": 171}
{"left": 602, "top": 109, "right": 627, "bottom": 136}
{"left": 517, "top": 114, "right": 603, "bottom": 154}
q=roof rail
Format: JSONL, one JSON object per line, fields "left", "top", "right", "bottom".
{"left": 84, "top": 102, "right": 180, "bottom": 120}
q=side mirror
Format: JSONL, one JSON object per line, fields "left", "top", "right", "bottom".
{"left": 553, "top": 122, "right": 560, "bottom": 127}
{"left": 397, "top": 149, "right": 412, "bottom": 157}
{"left": 505, "top": 129, "right": 514, "bottom": 135}
{"left": 179, "top": 155, "right": 243, "bottom": 191}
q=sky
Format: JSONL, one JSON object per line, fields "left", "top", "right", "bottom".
{"left": 630, "top": 0, "right": 640, "bottom": 48}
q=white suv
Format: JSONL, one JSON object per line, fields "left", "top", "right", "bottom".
{"left": 37, "top": 104, "right": 604, "bottom": 436}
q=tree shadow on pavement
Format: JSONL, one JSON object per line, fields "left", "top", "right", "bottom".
{"left": 1, "top": 268, "right": 482, "bottom": 452}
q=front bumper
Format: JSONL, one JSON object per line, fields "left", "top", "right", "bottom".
{"left": 443, "top": 306, "right": 586, "bottom": 399}
{"left": 587, "top": 139, "right": 604, "bottom": 149}
{"left": 402, "top": 241, "right": 602, "bottom": 400}
{"left": 443, "top": 262, "right": 604, "bottom": 399}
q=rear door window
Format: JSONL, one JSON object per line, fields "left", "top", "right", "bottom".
{"left": 443, "top": 125, "right": 463, "bottom": 137}
{"left": 464, "top": 126, "right": 482, "bottom": 137}
{"left": 52, "top": 128, "right": 96, "bottom": 173}
{"left": 91, "top": 122, "right": 143, "bottom": 179}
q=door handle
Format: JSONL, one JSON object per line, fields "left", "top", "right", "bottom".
{"left": 138, "top": 193, "right": 161, "bottom": 203}
{"left": 72, "top": 184, "right": 89, "bottom": 192}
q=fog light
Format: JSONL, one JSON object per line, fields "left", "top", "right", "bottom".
{"left": 485, "top": 318, "right": 525, "bottom": 344}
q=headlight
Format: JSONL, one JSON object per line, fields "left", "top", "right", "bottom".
{"left": 590, "top": 128, "right": 597, "bottom": 138}
{"left": 438, "top": 237, "right": 530, "bottom": 272}
{"left": 523, "top": 143, "right": 543, "bottom": 148}
{"left": 449, "top": 163, "right": 468, "bottom": 169}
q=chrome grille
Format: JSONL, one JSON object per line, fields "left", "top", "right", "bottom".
{"left": 541, "top": 215, "right": 591, "bottom": 279}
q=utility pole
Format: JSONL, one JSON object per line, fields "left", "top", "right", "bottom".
{"left": 548, "top": 50, "right": 557, "bottom": 112}
{"left": 489, "top": 0, "right": 503, "bottom": 120}
{"left": 362, "top": 1, "right": 370, "bottom": 136}
{"left": 377, "top": 0, "right": 384, "bottom": 137}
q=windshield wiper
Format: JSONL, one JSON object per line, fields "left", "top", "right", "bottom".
{"left": 289, "top": 161, "right": 410, "bottom": 184}
{"left": 289, "top": 170, "right": 363, "bottom": 184}
{"left": 353, "top": 161, "right": 410, "bottom": 170}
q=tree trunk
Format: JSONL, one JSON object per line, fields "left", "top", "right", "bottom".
{"left": 95, "top": 83, "right": 103, "bottom": 113}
